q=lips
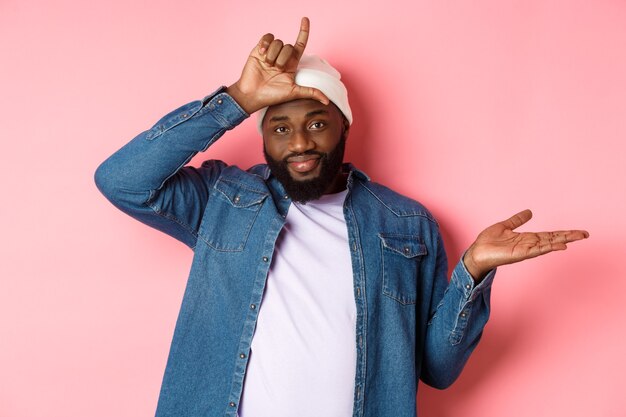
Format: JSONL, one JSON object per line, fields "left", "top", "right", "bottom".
{"left": 286, "top": 155, "right": 321, "bottom": 174}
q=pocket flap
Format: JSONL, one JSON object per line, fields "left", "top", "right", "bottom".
{"left": 214, "top": 179, "right": 267, "bottom": 208}
{"left": 378, "top": 234, "right": 427, "bottom": 258}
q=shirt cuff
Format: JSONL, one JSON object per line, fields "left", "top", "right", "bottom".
{"left": 452, "top": 254, "right": 496, "bottom": 302}
{"left": 199, "top": 86, "right": 249, "bottom": 129}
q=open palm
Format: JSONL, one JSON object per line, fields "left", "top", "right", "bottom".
{"left": 464, "top": 209, "right": 589, "bottom": 280}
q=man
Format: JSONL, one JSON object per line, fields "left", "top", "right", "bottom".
{"left": 95, "top": 17, "right": 588, "bottom": 417}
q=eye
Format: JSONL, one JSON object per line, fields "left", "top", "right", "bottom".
{"left": 273, "top": 126, "right": 289, "bottom": 134}
{"left": 309, "top": 121, "right": 326, "bottom": 130}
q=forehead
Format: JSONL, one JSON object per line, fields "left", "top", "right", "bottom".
{"left": 263, "top": 99, "right": 342, "bottom": 123}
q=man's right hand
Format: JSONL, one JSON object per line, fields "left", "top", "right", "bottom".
{"left": 226, "top": 17, "right": 329, "bottom": 114}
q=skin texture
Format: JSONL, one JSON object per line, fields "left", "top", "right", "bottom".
{"left": 225, "top": 17, "right": 590, "bottom": 281}
{"left": 263, "top": 135, "right": 346, "bottom": 203}
{"left": 262, "top": 98, "right": 348, "bottom": 198}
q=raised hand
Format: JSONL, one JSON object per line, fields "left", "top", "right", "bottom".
{"left": 226, "top": 17, "right": 329, "bottom": 114}
{"left": 463, "top": 209, "right": 589, "bottom": 281}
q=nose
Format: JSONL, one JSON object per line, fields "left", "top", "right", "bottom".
{"left": 287, "top": 129, "right": 315, "bottom": 154}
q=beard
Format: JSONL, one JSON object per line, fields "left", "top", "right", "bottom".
{"left": 264, "top": 136, "right": 346, "bottom": 203}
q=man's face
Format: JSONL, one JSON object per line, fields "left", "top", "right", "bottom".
{"left": 262, "top": 99, "right": 348, "bottom": 203}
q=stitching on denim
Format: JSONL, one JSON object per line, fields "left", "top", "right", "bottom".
{"left": 215, "top": 178, "right": 269, "bottom": 200}
{"left": 450, "top": 316, "right": 470, "bottom": 345}
{"left": 344, "top": 199, "right": 368, "bottom": 417}
{"left": 449, "top": 295, "right": 473, "bottom": 345}
{"left": 449, "top": 330, "right": 463, "bottom": 345}
{"left": 195, "top": 199, "right": 263, "bottom": 253}
{"left": 149, "top": 104, "right": 203, "bottom": 141}
{"left": 382, "top": 291, "right": 417, "bottom": 306}
{"left": 378, "top": 233, "right": 427, "bottom": 258}
{"left": 359, "top": 181, "right": 437, "bottom": 222}
{"left": 380, "top": 238, "right": 418, "bottom": 306}
{"left": 427, "top": 231, "right": 446, "bottom": 324}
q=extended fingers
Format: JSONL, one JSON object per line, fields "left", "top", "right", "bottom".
{"left": 538, "top": 230, "right": 590, "bottom": 244}
{"left": 255, "top": 18, "right": 310, "bottom": 67}
{"left": 519, "top": 230, "right": 589, "bottom": 258}
{"left": 293, "top": 17, "right": 310, "bottom": 59}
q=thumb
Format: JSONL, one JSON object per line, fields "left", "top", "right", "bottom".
{"left": 501, "top": 209, "right": 533, "bottom": 230}
{"left": 291, "top": 85, "right": 329, "bottom": 106}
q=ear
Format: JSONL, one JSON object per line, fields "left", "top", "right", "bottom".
{"left": 342, "top": 117, "right": 350, "bottom": 139}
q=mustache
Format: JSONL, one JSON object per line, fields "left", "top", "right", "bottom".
{"left": 282, "top": 150, "right": 325, "bottom": 163}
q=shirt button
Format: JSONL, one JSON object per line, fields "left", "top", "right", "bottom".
{"left": 283, "top": 195, "right": 289, "bottom": 200}
{"left": 217, "top": 99, "right": 223, "bottom": 105}
{"left": 182, "top": 113, "right": 188, "bottom": 118}
{"left": 240, "top": 353, "right": 246, "bottom": 359}
{"left": 250, "top": 304, "right": 256, "bottom": 309}
{"left": 465, "top": 284, "right": 471, "bottom": 289}
{"left": 461, "top": 312, "right": 467, "bottom": 318}
{"left": 229, "top": 402, "right": 236, "bottom": 407}
{"left": 403, "top": 247, "right": 410, "bottom": 254}
{"left": 262, "top": 257, "right": 269, "bottom": 262}
{"left": 234, "top": 196, "right": 240, "bottom": 203}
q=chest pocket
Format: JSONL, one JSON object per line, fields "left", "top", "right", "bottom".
{"left": 379, "top": 234, "right": 427, "bottom": 305}
{"left": 197, "top": 178, "right": 267, "bottom": 252}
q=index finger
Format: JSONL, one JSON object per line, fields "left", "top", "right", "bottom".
{"left": 293, "top": 17, "right": 310, "bottom": 59}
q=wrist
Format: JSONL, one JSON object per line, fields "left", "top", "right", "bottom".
{"left": 226, "top": 83, "right": 259, "bottom": 114}
{"left": 463, "top": 247, "right": 488, "bottom": 282}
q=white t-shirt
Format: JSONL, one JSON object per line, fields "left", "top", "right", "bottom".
{"left": 238, "top": 190, "right": 357, "bottom": 417}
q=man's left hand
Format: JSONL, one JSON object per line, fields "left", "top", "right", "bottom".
{"left": 463, "top": 209, "right": 589, "bottom": 281}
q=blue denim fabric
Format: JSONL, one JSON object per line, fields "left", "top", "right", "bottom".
{"left": 95, "top": 87, "right": 496, "bottom": 417}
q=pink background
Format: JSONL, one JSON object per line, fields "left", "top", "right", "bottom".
{"left": 1, "top": 0, "right": 624, "bottom": 416}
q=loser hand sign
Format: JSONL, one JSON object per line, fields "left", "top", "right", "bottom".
{"left": 227, "top": 17, "right": 329, "bottom": 114}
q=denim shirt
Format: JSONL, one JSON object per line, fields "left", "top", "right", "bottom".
{"left": 95, "top": 87, "right": 496, "bottom": 417}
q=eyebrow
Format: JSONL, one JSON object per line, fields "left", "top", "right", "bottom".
{"left": 268, "top": 109, "right": 329, "bottom": 123}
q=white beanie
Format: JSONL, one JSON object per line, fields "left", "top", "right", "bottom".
{"left": 256, "top": 55, "right": 352, "bottom": 133}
